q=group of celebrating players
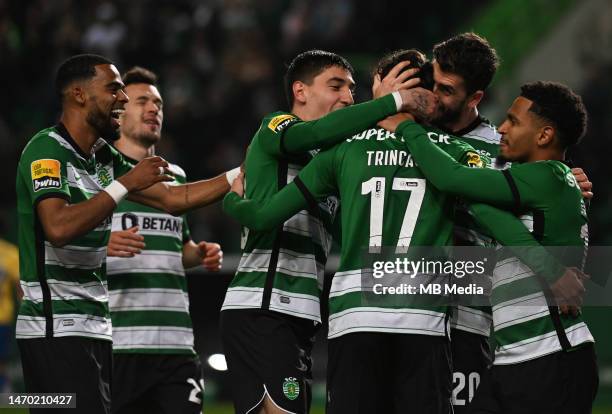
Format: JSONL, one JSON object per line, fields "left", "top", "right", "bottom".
{"left": 15, "top": 31, "right": 597, "bottom": 414}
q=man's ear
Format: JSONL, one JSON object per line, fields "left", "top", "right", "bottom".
{"left": 467, "top": 90, "right": 484, "bottom": 110}
{"left": 71, "top": 85, "right": 87, "bottom": 106}
{"left": 292, "top": 81, "right": 307, "bottom": 105}
{"left": 537, "top": 125, "right": 556, "bottom": 147}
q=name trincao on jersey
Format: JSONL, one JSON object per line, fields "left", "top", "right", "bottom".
{"left": 349, "top": 128, "right": 454, "bottom": 168}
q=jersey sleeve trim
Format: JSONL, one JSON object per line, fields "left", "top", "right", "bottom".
{"left": 502, "top": 170, "right": 521, "bottom": 213}
{"left": 33, "top": 192, "right": 71, "bottom": 207}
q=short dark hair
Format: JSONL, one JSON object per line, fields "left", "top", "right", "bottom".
{"left": 55, "top": 54, "right": 113, "bottom": 98}
{"left": 433, "top": 32, "right": 499, "bottom": 94}
{"left": 122, "top": 66, "right": 158, "bottom": 87}
{"left": 375, "top": 49, "right": 434, "bottom": 91}
{"left": 520, "top": 81, "right": 588, "bottom": 148}
{"left": 284, "top": 50, "right": 354, "bottom": 108}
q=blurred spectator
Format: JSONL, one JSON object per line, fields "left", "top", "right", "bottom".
{"left": 82, "top": 2, "right": 126, "bottom": 61}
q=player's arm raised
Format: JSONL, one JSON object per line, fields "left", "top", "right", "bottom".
{"left": 38, "top": 156, "right": 172, "bottom": 247}
{"left": 391, "top": 119, "right": 516, "bottom": 207}
{"left": 260, "top": 63, "right": 434, "bottom": 157}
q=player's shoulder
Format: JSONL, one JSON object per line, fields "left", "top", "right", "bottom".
{"left": 259, "top": 111, "right": 301, "bottom": 136}
{"left": 511, "top": 160, "right": 575, "bottom": 187}
{"left": 19, "top": 126, "right": 76, "bottom": 172}
{"left": 460, "top": 117, "right": 501, "bottom": 144}
{"left": 21, "top": 126, "right": 67, "bottom": 156}
{"left": 424, "top": 126, "right": 474, "bottom": 152}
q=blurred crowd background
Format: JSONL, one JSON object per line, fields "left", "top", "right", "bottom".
{"left": 1, "top": 0, "right": 612, "bottom": 246}
{"left": 1, "top": 0, "right": 612, "bottom": 411}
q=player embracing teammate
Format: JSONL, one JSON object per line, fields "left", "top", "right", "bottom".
{"left": 224, "top": 34, "right": 598, "bottom": 414}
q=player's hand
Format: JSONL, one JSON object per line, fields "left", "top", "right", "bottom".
{"left": 551, "top": 267, "right": 589, "bottom": 308}
{"left": 378, "top": 113, "right": 415, "bottom": 132}
{"left": 231, "top": 172, "right": 245, "bottom": 197}
{"left": 118, "top": 156, "right": 174, "bottom": 192}
{"left": 560, "top": 304, "right": 581, "bottom": 318}
{"left": 397, "top": 87, "right": 437, "bottom": 121}
{"left": 372, "top": 61, "right": 421, "bottom": 98}
{"left": 571, "top": 167, "right": 593, "bottom": 199}
{"left": 107, "top": 226, "right": 145, "bottom": 257}
{"left": 197, "top": 241, "right": 223, "bottom": 271}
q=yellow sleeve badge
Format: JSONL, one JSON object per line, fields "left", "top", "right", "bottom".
{"left": 466, "top": 152, "right": 484, "bottom": 168}
{"left": 31, "top": 159, "right": 62, "bottom": 192}
{"left": 267, "top": 114, "right": 298, "bottom": 133}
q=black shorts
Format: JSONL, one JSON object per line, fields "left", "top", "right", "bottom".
{"left": 111, "top": 353, "right": 204, "bottom": 414}
{"left": 326, "top": 332, "right": 453, "bottom": 414}
{"left": 17, "top": 336, "right": 112, "bottom": 414}
{"left": 469, "top": 343, "right": 599, "bottom": 414}
{"left": 451, "top": 328, "right": 492, "bottom": 413}
{"left": 220, "top": 309, "right": 318, "bottom": 414}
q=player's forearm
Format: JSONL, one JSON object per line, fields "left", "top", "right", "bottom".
{"left": 129, "top": 173, "right": 230, "bottom": 216}
{"left": 469, "top": 202, "right": 564, "bottom": 283}
{"left": 282, "top": 94, "right": 397, "bottom": 154}
{"left": 223, "top": 185, "right": 307, "bottom": 231}
{"left": 37, "top": 192, "right": 117, "bottom": 247}
{"left": 398, "top": 121, "right": 514, "bottom": 207}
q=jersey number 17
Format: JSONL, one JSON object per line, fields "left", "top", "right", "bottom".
{"left": 361, "top": 177, "right": 426, "bottom": 254}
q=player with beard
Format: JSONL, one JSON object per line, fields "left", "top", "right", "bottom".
{"left": 15, "top": 54, "right": 237, "bottom": 413}
{"left": 429, "top": 33, "right": 593, "bottom": 412}
{"left": 105, "top": 67, "right": 223, "bottom": 414}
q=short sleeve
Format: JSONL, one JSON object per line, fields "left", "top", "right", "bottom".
{"left": 19, "top": 137, "right": 71, "bottom": 204}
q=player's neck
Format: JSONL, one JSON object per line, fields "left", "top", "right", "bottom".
{"left": 291, "top": 104, "right": 320, "bottom": 122}
{"left": 59, "top": 111, "right": 100, "bottom": 155}
{"left": 526, "top": 149, "right": 566, "bottom": 163}
{"left": 446, "top": 107, "right": 479, "bottom": 135}
{"left": 115, "top": 135, "right": 154, "bottom": 161}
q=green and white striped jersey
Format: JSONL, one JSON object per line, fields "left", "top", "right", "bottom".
{"left": 16, "top": 124, "right": 132, "bottom": 341}
{"left": 223, "top": 126, "right": 484, "bottom": 338}
{"left": 221, "top": 112, "right": 337, "bottom": 322}
{"left": 107, "top": 158, "right": 195, "bottom": 354}
{"left": 489, "top": 164, "right": 592, "bottom": 365}
{"left": 221, "top": 95, "right": 398, "bottom": 322}
{"left": 451, "top": 117, "right": 502, "bottom": 337}
{"left": 398, "top": 121, "right": 594, "bottom": 365}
